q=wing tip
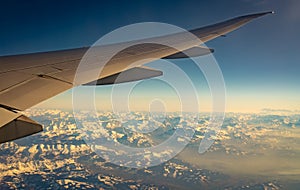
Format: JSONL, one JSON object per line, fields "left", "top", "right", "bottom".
{"left": 263, "top": 11, "right": 275, "bottom": 14}
{"left": 254, "top": 10, "right": 275, "bottom": 17}
{"left": 240, "top": 11, "right": 275, "bottom": 19}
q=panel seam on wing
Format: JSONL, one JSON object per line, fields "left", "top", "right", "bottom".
{"left": 36, "top": 74, "right": 73, "bottom": 85}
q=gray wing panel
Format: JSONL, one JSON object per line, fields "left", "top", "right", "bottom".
{"left": 85, "top": 66, "right": 163, "bottom": 85}
{"left": 0, "top": 47, "right": 87, "bottom": 73}
{"left": 162, "top": 46, "right": 214, "bottom": 59}
{"left": 191, "top": 11, "right": 274, "bottom": 42}
{"left": 0, "top": 76, "right": 72, "bottom": 110}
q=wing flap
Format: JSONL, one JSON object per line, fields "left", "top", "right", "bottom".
{"left": 0, "top": 107, "right": 22, "bottom": 127}
{"left": 0, "top": 114, "right": 42, "bottom": 144}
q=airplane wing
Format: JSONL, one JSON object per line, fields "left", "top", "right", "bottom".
{"left": 0, "top": 11, "right": 273, "bottom": 143}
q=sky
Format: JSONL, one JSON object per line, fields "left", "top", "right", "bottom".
{"left": 1, "top": 0, "right": 300, "bottom": 112}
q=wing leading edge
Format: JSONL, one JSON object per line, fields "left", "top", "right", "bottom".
{"left": 0, "top": 11, "right": 273, "bottom": 143}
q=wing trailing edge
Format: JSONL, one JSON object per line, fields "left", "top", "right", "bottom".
{"left": 163, "top": 46, "right": 214, "bottom": 59}
{"left": 85, "top": 66, "right": 163, "bottom": 85}
{"left": 0, "top": 107, "right": 42, "bottom": 144}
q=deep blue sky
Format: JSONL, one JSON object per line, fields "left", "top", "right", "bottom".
{"left": 1, "top": 0, "right": 299, "bottom": 111}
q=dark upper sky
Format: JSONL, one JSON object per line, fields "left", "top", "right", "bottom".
{"left": 1, "top": 0, "right": 299, "bottom": 111}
